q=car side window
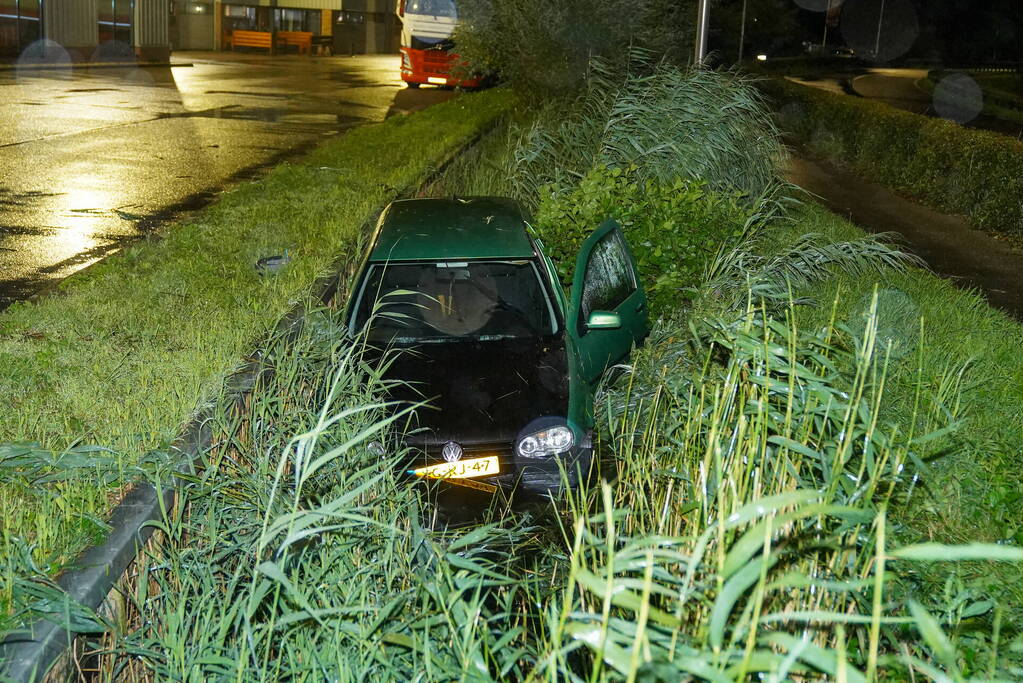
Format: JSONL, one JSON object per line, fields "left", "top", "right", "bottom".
{"left": 580, "top": 230, "right": 635, "bottom": 322}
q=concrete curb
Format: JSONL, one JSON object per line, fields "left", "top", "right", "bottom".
{"left": 839, "top": 78, "right": 861, "bottom": 98}
{"left": 0, "top": 418, "right": 209, "bottom": 682}
{"left": 0, "top": 118, "right": 499, "bottom": 682}
{"left": 0, "top": 484, "right": 175, "bottom": 681}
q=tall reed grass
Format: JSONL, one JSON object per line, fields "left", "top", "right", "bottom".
{"left": 45, "top": 297, "right": 1019, "bottom": 680}
{"left": 508, "top": 61, "right": 788, "bottom": 210}
{"left": 72, "top": 308, "right": 547, "bottom": 680}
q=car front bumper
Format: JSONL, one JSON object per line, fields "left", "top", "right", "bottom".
{"left": 405, "top": 440, "right": 593, "bottom": 495}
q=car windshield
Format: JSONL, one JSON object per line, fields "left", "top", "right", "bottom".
{"left": 353, "top": 260, "right": 557, "bottom": 344}
{"left": 408, "top": 0, "right": 457, "bottom": 18}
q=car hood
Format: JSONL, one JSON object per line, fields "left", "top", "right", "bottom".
{"left": 385, "top": 336, "right": 569, "bottom": 447}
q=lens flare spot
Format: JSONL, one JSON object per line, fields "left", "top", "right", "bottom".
{"left": 933, "top": 73, "right": 984, "bottom": 124}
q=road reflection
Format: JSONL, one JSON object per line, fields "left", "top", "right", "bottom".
{"left": 0, "top": 53, "right": 432, "bottom": 310}
{"left": 51, "top": 186, "right": 113, "bottom": 271}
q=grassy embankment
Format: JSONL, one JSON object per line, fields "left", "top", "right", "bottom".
{"left": 52, "top": 65, "right": 1023, "bottom": 679}
{"left": 762, "top": 77, "right": 1023, "bottom": 243}
{"left": 762, "top": 204, "right": 1023, "bottom": 544}
{"left": 0, "top": 88, "right": 514, "bottom": 616}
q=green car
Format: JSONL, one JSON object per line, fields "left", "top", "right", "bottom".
{"left": 346, "top": 197, "right": 648, "bottom": 493}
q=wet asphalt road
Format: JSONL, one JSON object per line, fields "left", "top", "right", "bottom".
{"left": 847, "top": 67, "right": 931, "bottom": 113}
{"left": 0, "top": 51, "right": 455, "bottom": 309}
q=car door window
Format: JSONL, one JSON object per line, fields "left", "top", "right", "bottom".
{"left": 579, "top": 230, "right": 636, "bottom": 323}
{"left": 567, "top": 219, "right": 648, "bottom": 385}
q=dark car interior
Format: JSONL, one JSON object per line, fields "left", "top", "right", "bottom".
{"left": 353, "top": 260, "right": 558, "bottom": 344}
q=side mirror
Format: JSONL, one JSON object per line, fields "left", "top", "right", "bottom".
{"left": 586, "top": 310, "right": 621, "bottom": 330}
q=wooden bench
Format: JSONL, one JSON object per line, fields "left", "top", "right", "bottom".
{"left": 276, "top": 31, "right": 313, "bottom": 55}
{"left": 228, "top": 30, "right": 273, "bottom": 52}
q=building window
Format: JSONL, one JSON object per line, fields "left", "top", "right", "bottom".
{"left": 274, "top": 8, "right": 318, "bottom": 33}
{"left": 98, "top": 0, "right": 133, "bottom": 45}
{"left": 0, "top": 0, "right": 41, "bottom": 58}
{"left": 223, "top": 5, "right": 257, "bottom": 32}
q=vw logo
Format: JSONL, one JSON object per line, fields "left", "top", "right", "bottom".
{"left": 441, "top": 441, "right": 463, "bottom": 462}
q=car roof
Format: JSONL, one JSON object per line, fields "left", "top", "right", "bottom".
{"left": 368, "top": 197, "right": 536, "bottom": 262}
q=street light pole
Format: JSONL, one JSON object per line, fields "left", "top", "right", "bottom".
{"left": 873, "top": 0, "right": 886, "bottom": 59}
{"left": 738, "top": 0, "right": 748, "bottom": 62}
{"left": 695, "top": 0, "right": 710, "bottom": 64}
{"left": 822, "top": 0, "right": 831, "bottom": 50}
{"left": 270, "top": 0, "right": 278, "bottom": 56}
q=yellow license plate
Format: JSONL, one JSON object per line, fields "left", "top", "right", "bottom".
{"left": 412, "top": 456, "right": 500, "bottom": 480}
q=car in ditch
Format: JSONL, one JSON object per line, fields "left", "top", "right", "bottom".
{"left": 345, "top": 197, "right": 648, "bottom": 493}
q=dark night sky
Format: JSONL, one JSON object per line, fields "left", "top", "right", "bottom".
{"left": 917, "top": 0, "right": 1021, "bottom": 62}
{"left": 725, "top": 0, "right": 1023, "bottom": 63}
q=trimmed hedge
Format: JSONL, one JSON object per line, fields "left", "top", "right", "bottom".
{"left": 763, "top": 78, "right": 1023, "bottom": 238}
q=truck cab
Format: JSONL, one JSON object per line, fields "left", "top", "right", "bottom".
{"left": 396, "top": 0, "right": 482, "bottom": 88}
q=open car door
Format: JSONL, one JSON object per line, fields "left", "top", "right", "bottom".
{"left": 567, "top": 219, "right": 648, "bottom": 384}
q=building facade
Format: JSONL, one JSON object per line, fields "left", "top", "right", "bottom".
{"left": 173, "top": 0, "right": 399, "bottom": 54}
{"left": 1, "top": 0, "right": 171, "bottom": 62}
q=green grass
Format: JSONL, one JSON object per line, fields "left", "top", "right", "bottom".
{"left": 971, "top": 71, "right": 1023, "bottom": 95}
{"left": 0, "top": 88, "right": 515, "bottom": 608}
{"left": 751, "top": 201, "right": 1023, "bottom": 550}
{"left": 433, "top": 63, "right": 1023, "bottom": 672}
{"left": 704, "top": 201, "right": 1023, "bottom": 673}
{"left": 435, "top": 70, "right": 1023, "bottom": 568}
{"left": 750, "top": 79, "right": 1023, "bottom": 570}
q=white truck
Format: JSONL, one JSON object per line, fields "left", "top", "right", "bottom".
{"left": 396, "top": 0, "right": 481, "bottom": 88}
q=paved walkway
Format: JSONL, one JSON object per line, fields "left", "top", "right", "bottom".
{"left": 784, "top": 154, "right": 1023, "bottom": 320}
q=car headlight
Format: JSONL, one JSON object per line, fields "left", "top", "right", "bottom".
{"left": 516, "top": 425, "right": 574, "bottom": 458}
